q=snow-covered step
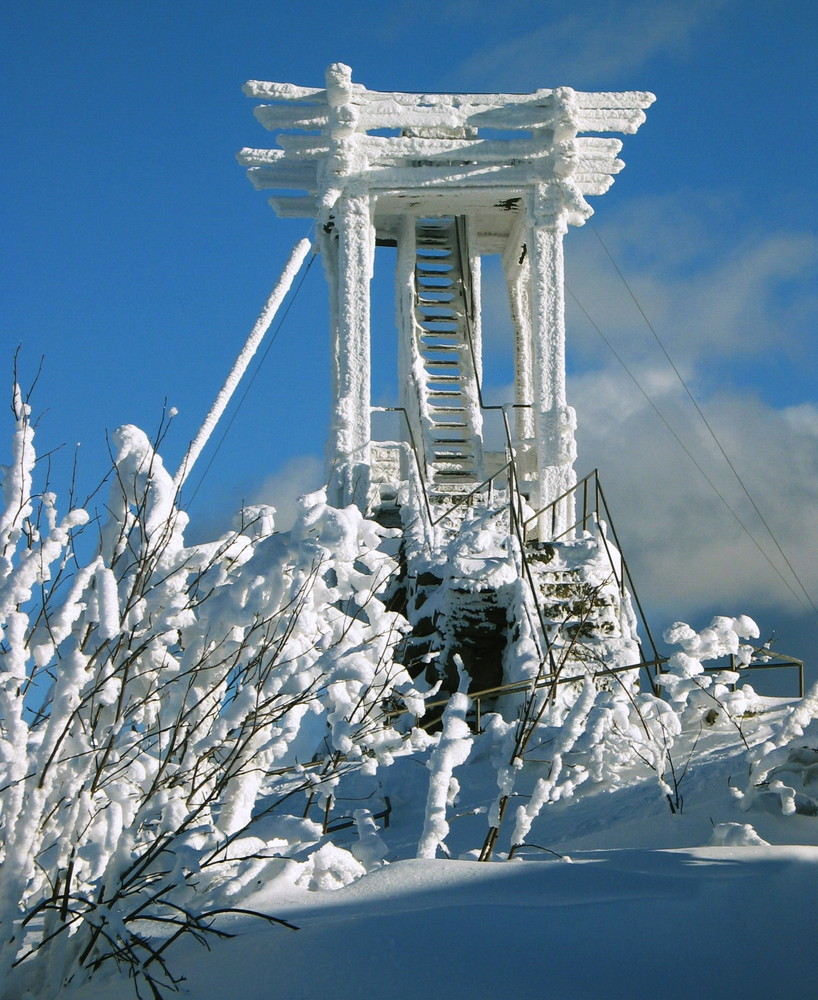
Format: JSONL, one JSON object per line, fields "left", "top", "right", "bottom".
{"left": 435, "top": 471, "right": 475, "bottom": 481}
{"left": 527, "top": 560, "right": 624, "bottom": 644}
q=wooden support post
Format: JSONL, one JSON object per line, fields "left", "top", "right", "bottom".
{"left": 325, "top": 190, "right": 375, "bottom": 509}
{"left": 526, "top": 184, "right": 577, "bottom": 540}
{"left": 396, "top": 214, "right": 427, "bottom": 483}
{"left": 503, "top": 227, "right": 536, "bottom": 485}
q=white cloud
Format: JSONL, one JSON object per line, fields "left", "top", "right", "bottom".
{"left": 563, "top": 198, "right": 818, "bottom": 372}
{"left": 479, "top": 190, "right": 817, "bottom": 385}
{"left": 446, "top": 0, "right": 734, "bottom": 91}
{"left": 571, "top": 367, "right": 818, "bottom": 622}
{"left": 480, "top": 191, "right": 818, "bottom": 418}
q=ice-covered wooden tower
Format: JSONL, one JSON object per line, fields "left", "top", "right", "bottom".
{"left": 240, "top": 65, "right": 658, "bottom": 697}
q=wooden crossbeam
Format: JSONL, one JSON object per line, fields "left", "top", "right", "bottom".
{"left": 241, "top": 66, "right": 654, "bottom": 224}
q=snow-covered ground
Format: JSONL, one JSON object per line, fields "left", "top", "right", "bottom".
{"left": 84, "top": 692, "right": 818, "bottom": 1000}
{"left": 167, "top": 845, "right": 818, "bottom": 1000}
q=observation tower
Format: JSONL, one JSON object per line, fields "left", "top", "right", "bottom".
{"left": 240, "top": 64, "right": 659, "bottom": 698}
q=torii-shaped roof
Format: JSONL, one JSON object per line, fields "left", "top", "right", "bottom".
{"left": 238, "top": 63, "right": 654, "bottom": 240}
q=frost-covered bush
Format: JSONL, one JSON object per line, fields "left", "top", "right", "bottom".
{"left": 417, "top": 686, "right": 473, "bottom": 859}
{"left": 659, "top": 615, "right": 760, "bottom": 724}
{"left": 0, "top": 386, "right": 421, "bottom": 999}
{"left": 734, "top": 682, "right": 818, "bottom": 817}
{"left": 472, "top": 615, "right": 765, "bottom": 857}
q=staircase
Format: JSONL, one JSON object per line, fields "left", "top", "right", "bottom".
{"left": 395, "top": 508, "right": 641, "bottom": 718}
{"left": 518, "top": 539, "right": 642, "bottom": 695}
{"left": 413, "top": 217, "right": 484, "bottom": 492}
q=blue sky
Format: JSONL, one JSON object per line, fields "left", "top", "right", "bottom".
{"left": 3, "top": 1, "right": 818, "bottom": 676}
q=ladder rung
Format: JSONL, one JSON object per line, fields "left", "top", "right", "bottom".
{"left": 418, "top": 309, "right": 462, "bottom": 320}
{"left": 415, "top": 216, "right": 481, "bottom": 481}
{"left": 416, "top": 264, "right": 453, "bottom": 274}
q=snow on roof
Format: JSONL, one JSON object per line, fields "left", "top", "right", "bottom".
{"left": 238, "top": 63, "right": 655, "bottom": 224}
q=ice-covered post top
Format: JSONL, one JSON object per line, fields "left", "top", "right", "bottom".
{"left": 239, "top": 66, "right": 654, "bottom": 531}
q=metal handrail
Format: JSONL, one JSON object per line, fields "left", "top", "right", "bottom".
{"left": 373, "top": 395, "right": 662, "bottom": 689}
{"left": 371, "top": 419, "right": 662, "bottom": 690}
{"left": 519, "top": 467, "right": 662, "bottom": 671}
{"left": 429, "top": 461, "right": 512, "bottom": 526}
{"left": 594, "top": 478, "right": 663, "bottom": 667}
{"left": 728, "top": 646, "right": 805, "bottom": 699}
{"left": 523, "top": 468, "right": 598, "bottom": 534}
{"left": 386, "top": 656, "right": 669, "bottom": 731}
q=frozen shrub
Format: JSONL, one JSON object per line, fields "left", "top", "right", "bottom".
{"left": 0, "top": 385, "right": 421, "bottom": 999}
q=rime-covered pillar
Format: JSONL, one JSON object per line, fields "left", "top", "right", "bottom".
{"left": 464, "top": 216, "right": 483, "bottom": 388}
{"left": 396, "top": 215, "right": 427, "bottom": 482}
{"left": 325, "top": 189, "right": 375, "bottom": 509}
{"left": 503, "top": 223, "right": 536, "bottom": 487}
{"left": 510, "top": 269, "right": 535, "bottom": 439}
{"left": 526, "top": 183, "right": 577, "bottom": 540}
{"left": 460, "top": 216, "right": 485, "bottom": 480}
{"left": 320, "top": 62, "right": 375, "bottom": 510}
